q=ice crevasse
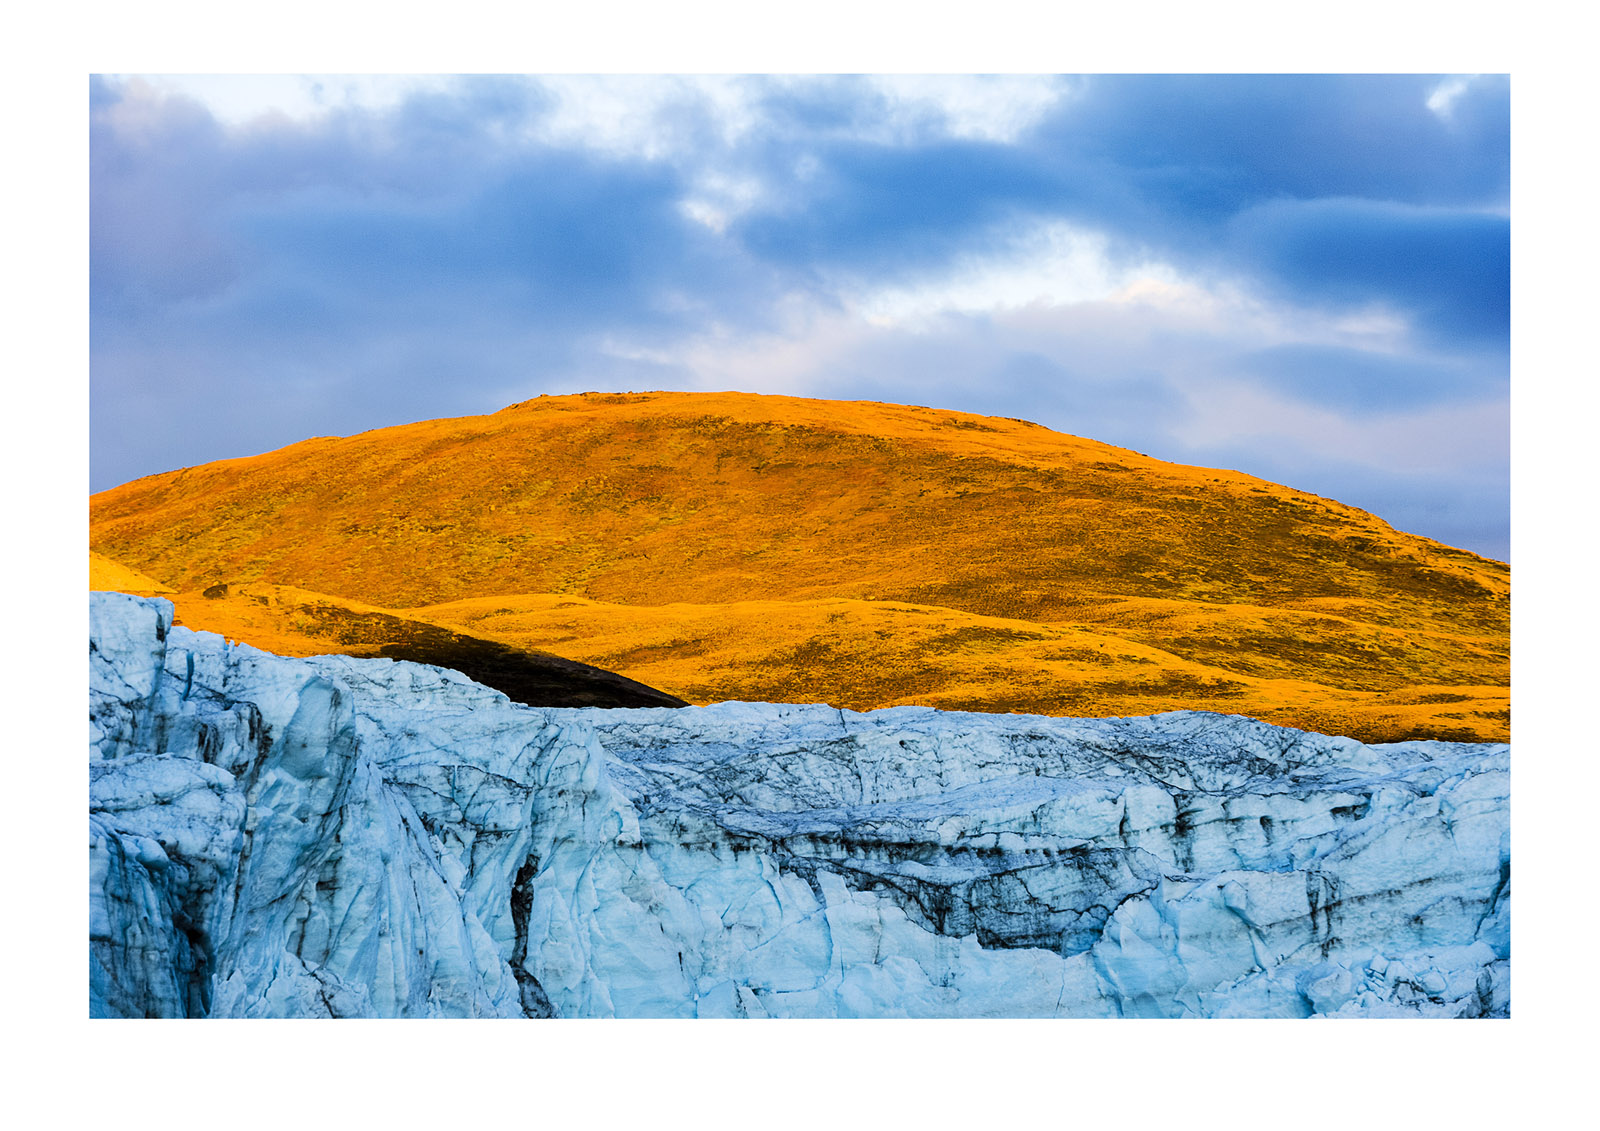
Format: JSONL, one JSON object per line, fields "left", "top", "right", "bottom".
{"left": 89, "top": 592, "right": 1509, "bottom": 1018}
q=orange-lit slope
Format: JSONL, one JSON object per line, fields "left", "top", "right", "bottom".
{"left": 90, "top": 391, "right": 1508, "bottom": 740}
{"left": 89, "top": 550, "right": 171, "bottom": 594}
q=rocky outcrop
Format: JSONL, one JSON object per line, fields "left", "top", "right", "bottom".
{"left": 90, "top": 592, "right": 1509, "bottom": 1018}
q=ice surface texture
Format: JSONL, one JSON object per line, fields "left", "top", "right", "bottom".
{"left": 90, "top": 593, "right": 1509, "bottom": 1018}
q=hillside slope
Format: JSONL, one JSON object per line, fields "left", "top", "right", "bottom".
{"left": 90, "top": 391, "right": 1509, "bottom": 741}
{"left": 89, "top": 550, "right": 171, "bottom": 593}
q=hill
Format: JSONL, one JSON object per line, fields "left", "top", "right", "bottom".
{"left": 90, "top": 391, "right": 1509, "bottom": 741}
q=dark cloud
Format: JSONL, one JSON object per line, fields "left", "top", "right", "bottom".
{"left": 728, "top": 75, "right": 1509, "bottom": 333}
{"left": 1228, "top": 198, "right": 1509, "bottom": 345}
{"left": 233, "top": 158, "right": 715, "bottom": 327}
{"left": 91, "top": 76, "right": 733, "bottom": 327}
{"left": 734, "top": 138, "right": 1059, "bottom": 278}
{"left": 1036, "top": 74, "right": 1508, "bottom": 216}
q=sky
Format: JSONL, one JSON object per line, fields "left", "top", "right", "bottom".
{"left": 89, "top": 73, "right": 1510, "bottom": 559}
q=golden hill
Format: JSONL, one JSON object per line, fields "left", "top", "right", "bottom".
{"left": 90, "top": 391, "right": 1509, "bottom": 742}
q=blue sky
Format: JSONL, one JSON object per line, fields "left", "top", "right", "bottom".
{"left": 90, "top": 73, "right": 1510, "bottom": 559}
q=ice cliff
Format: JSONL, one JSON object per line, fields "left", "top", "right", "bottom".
{"left": 90, "top": 592, "right": 1509, "bottom": 1018}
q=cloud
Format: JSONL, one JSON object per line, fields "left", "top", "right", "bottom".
{"left": 1036, "top": 74, "right": 1509, "bottom": 216}
{"left": 863, "top": 75, "right": 1077, "bottom": 144}
{"left": 1426, "top": 76, "right": 1481, "bottom": 121}
{"left": 843, "top": 220, "right": 1181, "bottom": 323}
{"left": 1227, "top": 198, "right": 1509, "bottom": 345}
{"left": 1234, "top": 343, "right": 1505, "bottom": 414}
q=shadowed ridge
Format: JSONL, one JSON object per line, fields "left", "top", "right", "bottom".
{"left": 279, "top": 595, "right": 690, "bottom": 709}
{"left": 92, "top": 568, "right": 687, "bottom": 710}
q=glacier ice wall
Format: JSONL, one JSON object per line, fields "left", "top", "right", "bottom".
{"left": 89, "top": 593, "right": 1509, "bottom": 1018}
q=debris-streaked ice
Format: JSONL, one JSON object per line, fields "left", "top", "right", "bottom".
{"left": 89, "top": 593, "right": 1509, "bottom": 1018}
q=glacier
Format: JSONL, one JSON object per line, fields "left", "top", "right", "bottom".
{"left": 89, "top": 592, "right": 1509, "bottom": 1018}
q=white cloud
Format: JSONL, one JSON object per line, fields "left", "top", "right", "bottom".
{"left": 860, "top": 74, "right": 1076, "bottom": 143}
{"left": 529, "top": 75, "right": 764, "bottom": 160}
{"left": 599, "top": 291, "right": 875, "bottom": 393}
{"left": 473, "top": 74, "right": 1076, "bottom": 173}
{"left": 112, "top": 73, "right": 1076, "bottom": 154}
{"left": 678, "top": 171, "right": 768, "bottom": 233}
{"left": 846, "top": 221, "right": 1182, "bottom": 325}
{"left": 122, "top": 74, "right": 453, "bottom": 125}
{"left": 834, "top": 221, "right": 1417, "bottom": 361}
{"left": 1426, "top": 75, "right": 1478, "bottom": 120}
